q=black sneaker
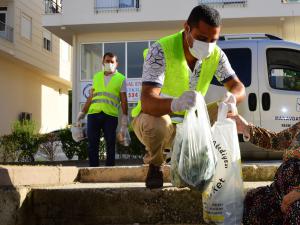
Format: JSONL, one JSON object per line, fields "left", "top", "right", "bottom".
{"left": 145, "top": 164, "right": 163, "bottom": 189}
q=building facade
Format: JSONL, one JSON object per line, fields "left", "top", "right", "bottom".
{"left": 0, "top": 0, "right": 72, "bottom": 135}
{"left": 42, "top": 0, "right": 300, "bottom": 123}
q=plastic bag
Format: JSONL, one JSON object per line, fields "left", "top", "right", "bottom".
{"left": 171, "top": 93, "right": 217, "bottom": 190}
{"left": 71, "top": 122, "right": 87, "bottom": 142}
{"left": 117, "top": 127, "right": 131, "bottom": 147}
{"left": 202, "top": 102, "right": 244, "bottom": 225}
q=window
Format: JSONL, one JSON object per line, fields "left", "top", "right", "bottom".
{"left": 211, "top": 48, "right": 252, "bottom": 87}
{"left": 21, "top": 13, "right": 32, "bottom": 40}
{"left": 81, "top": 43, "right": 103, "bottom": 80}
{"left": 43, "top": 30, "right": 52, "bottom": 51}
{"left": 127, "top": 42, "right": 148, "bottom": 78}
{"left": 267, "top": 48, "right": 300, "bottom": 91}
{"left": 0, "top": 7, "right": 7, "bottom": 32}
{"left": 80, "top": 40, "right": 153, "bottom": 80}
{"left": 104, "top": 42, "right": 125, "bottom": 74}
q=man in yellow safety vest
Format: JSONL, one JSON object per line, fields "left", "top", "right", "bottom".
{"left": 131, "top": 5, "right": 246, "bottom": 188}
{"left": 78, "top": 52, "right": 128, "bottom": 167}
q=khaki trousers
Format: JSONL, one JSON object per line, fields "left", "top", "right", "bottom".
{"left": 132, "top": 101, "right": 218, "bottom": 166}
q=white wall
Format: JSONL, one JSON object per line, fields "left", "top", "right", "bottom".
{"left": 43, "top": 0, "right": 300, "bottom": 27}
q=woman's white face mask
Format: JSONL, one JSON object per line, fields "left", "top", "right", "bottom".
{"left": 104, "top": 63, "right": 116, "bottom": 73}
{"left": 187, "top": 28, "right": 216, "bottom": 60}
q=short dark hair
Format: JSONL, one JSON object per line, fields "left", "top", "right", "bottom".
{"left": 103, "top": 52, "right": 118, "bottom": 62}
{"left": 187, "top": 4, "right": 221, "bottom": 28}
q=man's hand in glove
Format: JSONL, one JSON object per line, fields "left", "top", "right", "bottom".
{"left": 171, "top": 91, "right": 198, "bottom": 112}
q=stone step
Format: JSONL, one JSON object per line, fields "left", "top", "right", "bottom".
{"left": 79, "top": 162, "right": 281, "bottom": 183}
{"left": 0, "top": 162, "right": 281, "bottom": 187}
{"left": 1, "top": 182, "right": 271, "bottom": 225}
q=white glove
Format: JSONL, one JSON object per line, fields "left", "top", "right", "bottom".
{"left": 171, "top": 91, "right": 198, "bottom": 112}
{"left": 221, "top": 92, "right": 237, "bottom": 115}
{"left": 76, "top": 111, "right": 86, "bottom": 122}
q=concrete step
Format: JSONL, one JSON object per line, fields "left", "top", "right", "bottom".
{"left": 1, "top": 182, "right": 271, "bottom": 225}
{"left": 79, "top": 162, "right": 281, "bottom": 183}
{"left": 0, "top": 161, "right": 281, "bottom": 186}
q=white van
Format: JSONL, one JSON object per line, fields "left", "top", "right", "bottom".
{"left": 205, "top": 33, "right": 300, "bottom": 159}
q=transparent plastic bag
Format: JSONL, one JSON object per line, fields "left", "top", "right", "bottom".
{"left": 117, "top": 127, "right": 131, "bottom": 147}
{"left": 202, "top": 103, "right": 244, "bottom": 225}
{"left": 171, "top": 93, "right": 217, "bottom": 191}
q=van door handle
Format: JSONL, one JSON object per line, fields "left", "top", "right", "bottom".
{"left": 248, "top": 93, "right": 257, "bottom": 111}
{"left": 262, "top": 92, "right": 271, "bottom": 111}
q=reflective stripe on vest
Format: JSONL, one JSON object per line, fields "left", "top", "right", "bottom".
{"left": 93, "top": 92, "right": 120, "bottom": 102}
{"left": 91, "top": 99, "right": 120, "bottom": 109}
{"left": 88, "top": 71, "right": 125, "bottom": 117}
{"left": 131, "top": 31, "right": 221, "bottom": 119}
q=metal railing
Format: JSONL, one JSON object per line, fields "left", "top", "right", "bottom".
{"left": 44, "top": 0, "right": 62, "bottom": 14}
{"left": 95, "top": 0, "right": 140, "bottom": 13}
{"left": 0, "top": 20, "right": 13, "bottom": 42}
{"left": 199, "top": 0, "right": 247, "bottom": 7}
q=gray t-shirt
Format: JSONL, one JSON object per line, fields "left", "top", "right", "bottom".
{"left": 142, "top": 42, "right": 237, "bottom": 90}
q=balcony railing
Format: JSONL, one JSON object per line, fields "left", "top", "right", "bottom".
{"left": 95, "top": 0, "right": 140, "bottom": 13}
{"left": 0, "top": 20, "right": 13, "bottom": 42}
{"left": 199, "top": 0, "right": 247, "bottom": 7}
{"left": 44, "top": 0, "right": 62, "bottom": 14}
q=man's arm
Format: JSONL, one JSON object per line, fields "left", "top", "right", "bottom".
{"left": 120, "top": 92, "right": 128, "bottom": 115}
{"left": 140, "top": 84, "right": 173, "bottom": 117}
{"left": 223, "top": 77, "right": 246, "bottom": 104}
{"left": 81, "top": 89, "right": 93, "bottom": 114}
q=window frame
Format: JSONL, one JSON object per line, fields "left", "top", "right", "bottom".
{"left": 43, "top": 30, "right": 52, "bottom": 52}
{"left": 0, "top": 9, "right": 7, "bottom": 32}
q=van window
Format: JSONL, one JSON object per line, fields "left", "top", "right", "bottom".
{"left": 210, "top": 48, "right": 252, "bottom": 87}
{"left": 267, "top": 48, "right": 300, "bottom": 91}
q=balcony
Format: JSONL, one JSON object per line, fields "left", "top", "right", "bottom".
{"left": 94, "top": 0, "right": 140, "bottom": 13}
{"left": 44, "top": 0, "right": 62, "bottom": 14}
{"left": 0, "top": 20, "right": 13, "bottom": 42}
{"left": 282, "top": 0, "right": 300, "bottom": 3}
{"left": 199, "top": 0, "right": 247, "bottom": 7}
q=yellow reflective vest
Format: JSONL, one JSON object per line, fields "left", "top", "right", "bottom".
{"left": 88, "top": 71, "right": 125, "bottom": 117}
{"left": 131, "top": 31, "right": 221, "bottom": 118}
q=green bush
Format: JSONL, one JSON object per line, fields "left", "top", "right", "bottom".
{"left": 11, "top": 120, "right": 41, "bottom": 162}
{"left": 57, "top": 127, "right": 77, "bottom": 160}
{"left": 39, "top": 133, "right": 61, "bottom": 161}
{"left": 0, "top": 135, "right": 20, "bottom": 162}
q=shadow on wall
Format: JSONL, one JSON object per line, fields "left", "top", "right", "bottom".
{"left": 0, "top": 167, "right": 34, "bottom": 225}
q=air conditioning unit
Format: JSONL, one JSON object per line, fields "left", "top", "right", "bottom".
{"left": 19, "top": 112, "right": 32, "bottom": 121}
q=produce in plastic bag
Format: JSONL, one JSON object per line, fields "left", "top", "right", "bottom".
{"left": 171, "top": 93, "right": 217, "bottom": 191}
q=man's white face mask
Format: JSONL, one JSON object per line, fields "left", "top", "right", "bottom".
{"left": 104, "top": 63, "right": 116, "bottom": 73}
{"left": 187, "top": 27, "right": 216, "bottom": 60}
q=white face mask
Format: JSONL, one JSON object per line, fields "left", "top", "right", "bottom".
{"left": 187, "top": 29, "right": 216, "bottom": 60}
{"left": 104, "top": 63, "right": 116, "bottom": 73}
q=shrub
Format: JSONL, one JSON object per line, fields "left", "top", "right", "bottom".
{"left": 39, "top": 132, "right": 61, "bottom": 161}
{"left": 11, "top": 120, "right": 41, "bottom": 162}
{"left": 0, "top": 135, "right": 20, "bottom": 162}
